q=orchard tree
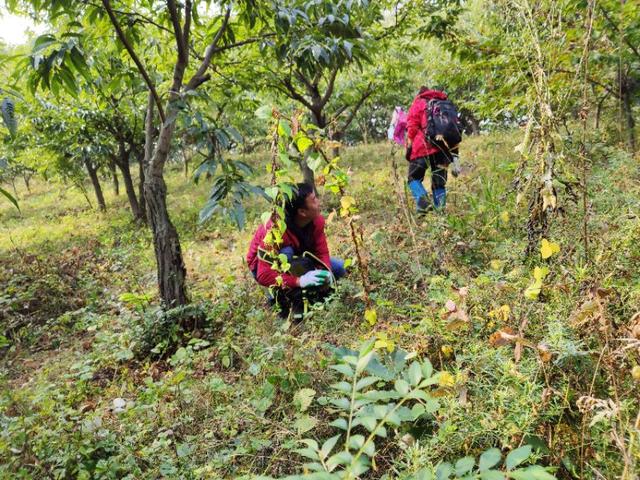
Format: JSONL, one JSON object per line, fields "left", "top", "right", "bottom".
{"left": 14, "top": 0, "right": 271, "bottom": 307}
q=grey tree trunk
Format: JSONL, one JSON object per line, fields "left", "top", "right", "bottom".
{"left": 622, "top": 89, "right": 636, "bottom": 152}
{"left": 84, "top": 158, "right": 106, "bottom": 211}
{"left": 116, "top": 151, "right": 144, "bottom": 222}
{"left": 143, "top": 96, "right": 188, "bottom": 307}
{"left": 138, "top": 153, "right": 147, "bottom": 221}
{"left": 109, "top": 159, "right": 119, "bottom": 196}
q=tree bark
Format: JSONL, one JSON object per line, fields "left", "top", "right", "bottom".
{"left": 108, "top": 159, "right": 119, "bottom": 195}
{"left": 84, "top": 158, "right": 106, "bottom": 211}
{"left": 114, "top": 144, "right": 145, "bottom": 222}
{"left": 621, "top": 86, "right": 636, "bottom": 152}
{"left": 137, "top": 151, "right": 147, "bottom": 221}
{"left": 144, "top": 102, "right": 188, "bottom": 307}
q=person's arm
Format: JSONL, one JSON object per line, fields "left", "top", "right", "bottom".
{"left": 312, "top": 216, "right": 332, "bottom": 271}
{"left": 256, "top": 253, "right": 300, "bottom": 288}
{"left": 406, "top": 100, "right": 422, "bottom": 147}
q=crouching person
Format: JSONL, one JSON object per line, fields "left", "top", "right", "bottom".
{"left": 246, "top": 183, "right": 346, "bottom": 318}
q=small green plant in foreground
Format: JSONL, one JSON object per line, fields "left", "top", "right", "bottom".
{"left": 260, "top": 341, "right": 557, "bottom": 479}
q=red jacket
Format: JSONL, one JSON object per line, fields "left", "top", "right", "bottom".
{"left": 246, "top": 215, "right": 332, "bottom": 288}
{"left": 407, "top": 89, "right": 448, "bottom": 160}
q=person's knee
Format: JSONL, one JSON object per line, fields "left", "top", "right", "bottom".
{"left": 279, "top": 246, "right": 295, "bottom": 260}
{"left": 330, "top": 257, "right": 346, "bottom": 279}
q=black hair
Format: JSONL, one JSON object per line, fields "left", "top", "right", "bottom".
{"left": 284, "top": 182, "right": 314, "bottom": 222}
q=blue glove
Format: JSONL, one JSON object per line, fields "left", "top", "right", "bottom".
{"left": 299, "top": 269, "right": 330, "bottom": 288}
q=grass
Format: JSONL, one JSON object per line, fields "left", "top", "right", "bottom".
{"left": 0, "top": 133, "right": 639, "bottom": 479}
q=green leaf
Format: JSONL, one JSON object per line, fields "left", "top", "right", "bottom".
{"left": 330, "top": 398, "right": 351, "bottom": 410}
{"left": 294, "top": 447, "right": 320, "bottom": 461}
{"left": 320, "top": 434, "right": 341, "bottom": 459}
{"left": 408, "top": 361, "right": 423, "bottom": 386}
{"left": 331, "top": 364, "right": 354, "bottom": 378}
{"left": 326, "top": 450, "right": 353, "bottom": 471}
{"left": 329, "top": 418, "right": 348, "bottom": 430}
{"left": 331, "top": 381, "right": 352, "bottom": 394}
{"left": 0, "top": 186, "right": 19, "bottom": 211}
{"left": 358, "top": 415, "right": 377, "bottom": 432}
{"left": 506, "top": 445, "right": 533, "bottom": 470}
{"left": 294, "top": 414, "right": 318, "bottom": 434}
{"left": 1, "top": 98, "right": 17, "bottom": 137}
{"left": 480, "top": 471, "right": 506, "bottom": 480}
{"left": 394, "top": 379, "right": 409, "bottom": 395}
{"left": 421, "top": 359, "right": 433, "bottom": 379}
{"left": 508, "top": 466, "right": 556, "bottom": 480}
{"left": 176, "top": 442, "right": 195, "bottom": 458}
{"left": 479, "top": 448, "right": 502, "bottom": 471}
{"left": 293, "top": 388, "right": 316, "bottom": 412}
{"left": 356, "top": 351, "right": 374, "bottom": 373}
{"left": 362, "top": 438, "right": 375, "bottom": 458}
{"left": 436, "top": 462, "right": 454, "bottom": 480}
{"left": 355, "top": 376, "right": 379, "bottom": 391}
{"left": 455, "top": 456, "right": 475, "bottom": 476}
{"left": 348, "top": 434, "right": 365, "bottom": 450}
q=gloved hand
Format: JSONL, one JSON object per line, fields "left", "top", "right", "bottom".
{"left": 298, "top": 269, "right": 330, "bottom": 288}
{"left": 405, "top": 145, "right": 412, "bottom": 161}
{"left": 451, "top": 155, "right": 461, "bottom": 177}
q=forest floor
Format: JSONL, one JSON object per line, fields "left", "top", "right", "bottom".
{"left": 1, "top": 133, "right": 639, "bottom": 479}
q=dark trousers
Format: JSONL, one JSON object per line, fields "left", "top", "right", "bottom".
{"left": 407, "top": 151, "right": 451, "bottom": 190}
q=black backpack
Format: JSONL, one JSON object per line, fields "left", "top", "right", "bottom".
{"left": 424, "top": 99, "right": 462, "bottom": 151}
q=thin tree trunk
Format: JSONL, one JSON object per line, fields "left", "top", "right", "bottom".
{"left": 114, "top": 145, "right": 144, "bottom": 222}
{"left": 622, "top": 88, "right": 636, "bottom": 152}
{"left": 23, "top": 174, "right": 31, "bottom": 193}
{"left": 183, "top": 148, "right": 189, "bottom": 178}
{"left": 138, "top": 152, "right": 147, "bottom": 221}
{"left": 143, "top": 96, "right": 188, "bottom": 307}
{"left": 84, "top": 158, "right": 106, "bottom": 211}
{"left": 109, "top": 159, "right": 119, "bottom": 195}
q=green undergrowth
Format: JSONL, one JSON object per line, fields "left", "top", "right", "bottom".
{"left": 1, "top": 134, "right": 639, "bottom": 479}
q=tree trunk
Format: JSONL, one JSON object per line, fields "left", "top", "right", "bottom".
{"left": 109, "top": 159, "right": 119, "bottom": 195}
{"left": 138, "top": 153, "right": 147, "bottom": 221}
{"left": 23, "top": 173, "right": 31, "bottom": 193}
{"left": 115, "top": 146, "right": 144, "bottom": 222}
{"left": 84, "top": 158, "right": 106, "bottom": 211}
{"left": 182, "top": 148, "right": 189, "bottom": 178}
{"left": 143, "top": 95, "right": 188, "bottom": 308}
{"left": 622, "top": 87, "right": 636, "bottom": 152}
{"left": 144, "top": 172, "right": 188, "bottom": 307}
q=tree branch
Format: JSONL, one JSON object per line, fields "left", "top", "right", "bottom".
{"left": 553, "top": 68, "right": 620, "bottom": 98}
{"left": 281, "top": 77, "right": 314, "bottom": 110}
{"left": 167, "top": 0, "right": 187, "bottom": 64}
{"left": 599, "top": 5, "right": 640, "bottom": 61}
{"left": 185, "top": 6, "right": 231, "bottom": 91}
{"left": 336, "top": 82, "right": 375, "bottom": 133}
{"left": 101, "top": 0, "right": 166, "bottom": 122}
{"left": 320, "top": 66, "right": 339, "bottom": 107}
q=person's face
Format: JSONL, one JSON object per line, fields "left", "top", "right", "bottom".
{"left": 297, "top": 192, "right": 321, "bottom": 222}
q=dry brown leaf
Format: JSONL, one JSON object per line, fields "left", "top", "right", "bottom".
{"left": 489, "top": 327, "right": 519, "bottom": 347}
{"left": 537, "top": 342, "right": 552, "bottom": 363}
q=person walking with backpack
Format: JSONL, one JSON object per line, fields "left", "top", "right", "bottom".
{"left": 405, "top": 86, "right": 462, "bottom": 212}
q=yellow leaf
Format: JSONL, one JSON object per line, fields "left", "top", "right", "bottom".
{"left": 533, "top": 266, "right": 549, "bottom": 282}
{"left": 524, "top": 279, "right": 542, "bottom": 300}
{"left": 340, "top": 196, "right": 355, "bottom": 210}
{"left": 540, "top": 239, "right": 560, "bottom": 259}
{"left": 441, "top": 345, "right": 453, "bottom": 358}
{"left": 437, "top": 371, "right": 455, "bottom": 387}
{"left": 490, "top": 259, "right": 502, "bottom": 270}
{"left": 500, "top": 211, "right": 510, "bottom": 223}
{"left": 364, "top": 308, "right": 377, "bottom": 326}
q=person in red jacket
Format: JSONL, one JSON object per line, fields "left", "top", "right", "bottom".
{"left": 247, "top": 183, "right": 345, "bottom": 318}
{"left": 406, "top": 86, "right": 461, "bottom": 212}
